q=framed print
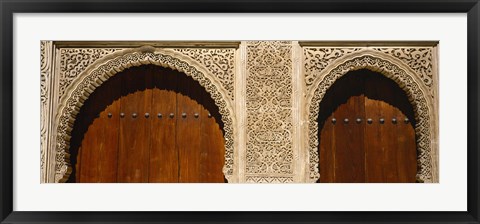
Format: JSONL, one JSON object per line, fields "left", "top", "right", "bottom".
{"left": 1, "top": 0, "right": 479, "bottom": 223}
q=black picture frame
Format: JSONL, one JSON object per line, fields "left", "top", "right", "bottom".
{"left": 1, "top": 0, "right": 479, "bottom": 223}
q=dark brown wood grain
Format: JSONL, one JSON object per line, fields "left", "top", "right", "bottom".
{"left": 117, "top": 67, "right": 152, "bottom": 183}
{"left": 364, "top": 74, "right": 386, "bottom": 183}
{"left": 73, "top": 73, "right": 122, "bottom": 183}
{"left": 200, "top": 89, "right": 226, "bottom": 183}
{"left": 319, "top": 69, "right": 417, "bottom": 183}
{"left": 149, "top": 68, "right": 178, "bottom": 183}
{"left": 318, "top": 113, "right": 335, "bottom": 183}
{"left": 97, "top": 100, "right": 121, "bottom": 183}
{"left": 175, "top": 74, "right": 199, "bottom": 183}
{"left": 318, "top": 78, "right": 337, "bottom": 183}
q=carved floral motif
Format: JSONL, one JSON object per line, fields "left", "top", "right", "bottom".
{"left": 59, "top": 48, "right": 123, "bottom": 99}
{"left": 373, "top": 48, "right": 434, "bottom": 92}
{"left": 245, "top": 41, "right": 294, "bottom": 176}
{"left": 304, "top": 48, "right": 361, "bottom": 90}
{"left": 173, "top": 49, "right": 235, "bottom": 101}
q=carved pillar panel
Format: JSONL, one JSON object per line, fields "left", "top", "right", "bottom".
{"left": 244, "top": 41, "right": 295, "bottom": 183}
{"left": 40, "top": 41, "right": 54, "bottom": 183}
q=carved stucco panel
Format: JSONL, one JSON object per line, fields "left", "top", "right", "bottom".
{"left": 58, "top": 48, "right": 124, "bottom": 99}
{"left": 54, "top": 48, "right": 235, "bottom": 182}
{"left": 373, "top": 48, "right": 435, "bottom": 97}
{"left": 172, "top": 48, "right": 235, "bottom": 101}
{"left": 304, "top": 47, "right": 362, "bottom": 92}
{"left": 245, "top": 41, "right": 294, "bottom": 180}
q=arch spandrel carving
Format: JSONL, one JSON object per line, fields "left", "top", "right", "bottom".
{"left": 58, "top": 48, "right": 124, "bottom": 99}
{"left": 373, "top": 47, "right": 435, "bottom": 97}
{"left": 172, "top": 48, "right": 236, "bottom": 101}
{"left": 304, "top": 48, "right": 438, "bottom": 183}
{"left": 54, "top": 47, "right": 236, "bottom": 183}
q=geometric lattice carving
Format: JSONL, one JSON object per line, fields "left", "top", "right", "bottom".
{"left": 245, "top": 176, "right": 294, "bottom": 183}
{"left": 304, "top": 48, "right": 361, "bottom": 91}
{"left": 59, "top": 48, "right": 123, "bottom": 99}
{"left": 55, "top": 49, "right": 235, "bottom": 182}
{"left": 245, "top": 41, "right": 294, "bottom": 182}
{"left": 173, "top": 48, "right": 235, "bottom": 101}
{"left": 306, "top": 54, "right": 434, "bottom": 183}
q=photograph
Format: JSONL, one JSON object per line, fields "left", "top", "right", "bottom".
{"left": 40, "top": 41, "right": 439, "bottom": 184}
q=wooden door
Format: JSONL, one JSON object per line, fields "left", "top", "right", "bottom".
{"left": 69, "top": 65, "right": 226, "bottom": 183}
{"left": 318, "top": 69, "right": 417, "bottom": 183}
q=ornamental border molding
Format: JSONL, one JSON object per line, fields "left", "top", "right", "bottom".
{"left": 245, "top": 176, "right": 294, "bottom": 183}
{"left": 54, "top": 46, "right": 236, "bottom": 183}
{"left": 305, "top": 49, "right": 438, "bottom": 183}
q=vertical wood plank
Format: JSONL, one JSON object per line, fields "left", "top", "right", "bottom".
{"left": 374, "top": 78, "right": 398, "bottom": 183}
{"left": 79, "top": 119, "right": 97, "bottom": 182}
{"left": 77, "top": 74, "right": 121, "bottom": 183}
{"left": 333, "top": 75, "right": 365, "bottom": 183}
{"left": 364, "top": 71, "right": 417, "bottom": 183}
{"left": 96, "top": 100, "right": 120, "bottom": 183}
{"left": 199, "top": 90, "right": 226, "bottom": 183}
{"left": 364, "top": 74, "right": 386, "bottom": 183}
{"left": 392, "top": 83, "right": 418, "bottom": 183}
{"left": 318, "top": 91, "right": 336, "bottom": 183}
{"left": 117, "top": 66, "right": 152, "bottom": 183}
{"left": 400, "top": 119, "right": 418, "bottom": 183}
{"left": 176, "top": 74, "right": 202, "bottom": 183}
{"left": 149, "top": 68, "right": 179, "bottom": 183}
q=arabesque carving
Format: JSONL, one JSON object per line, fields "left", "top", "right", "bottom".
{"left": 373, "top": 48, "right": 434, "bottom": 96}
{"left": 173, "top": 48, "right": 235, "bottom": 101}
{"left": 304, "top": 48, "right": 361, "bottom": 90}
{"left": 55, "top": 48, "right": 235, "bottom": 182}
{"left": 245, "top": 41, "right": 294, "bottom": 178}
{"left": 58, "top": 48, "right": 124, "bottom": 99}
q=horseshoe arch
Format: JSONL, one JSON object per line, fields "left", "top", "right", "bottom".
{"left": 305, "top": 50, "right": 438, "bottom": 183}
{"left": 54, "top": 46, "right": 236, "bottom": 183}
